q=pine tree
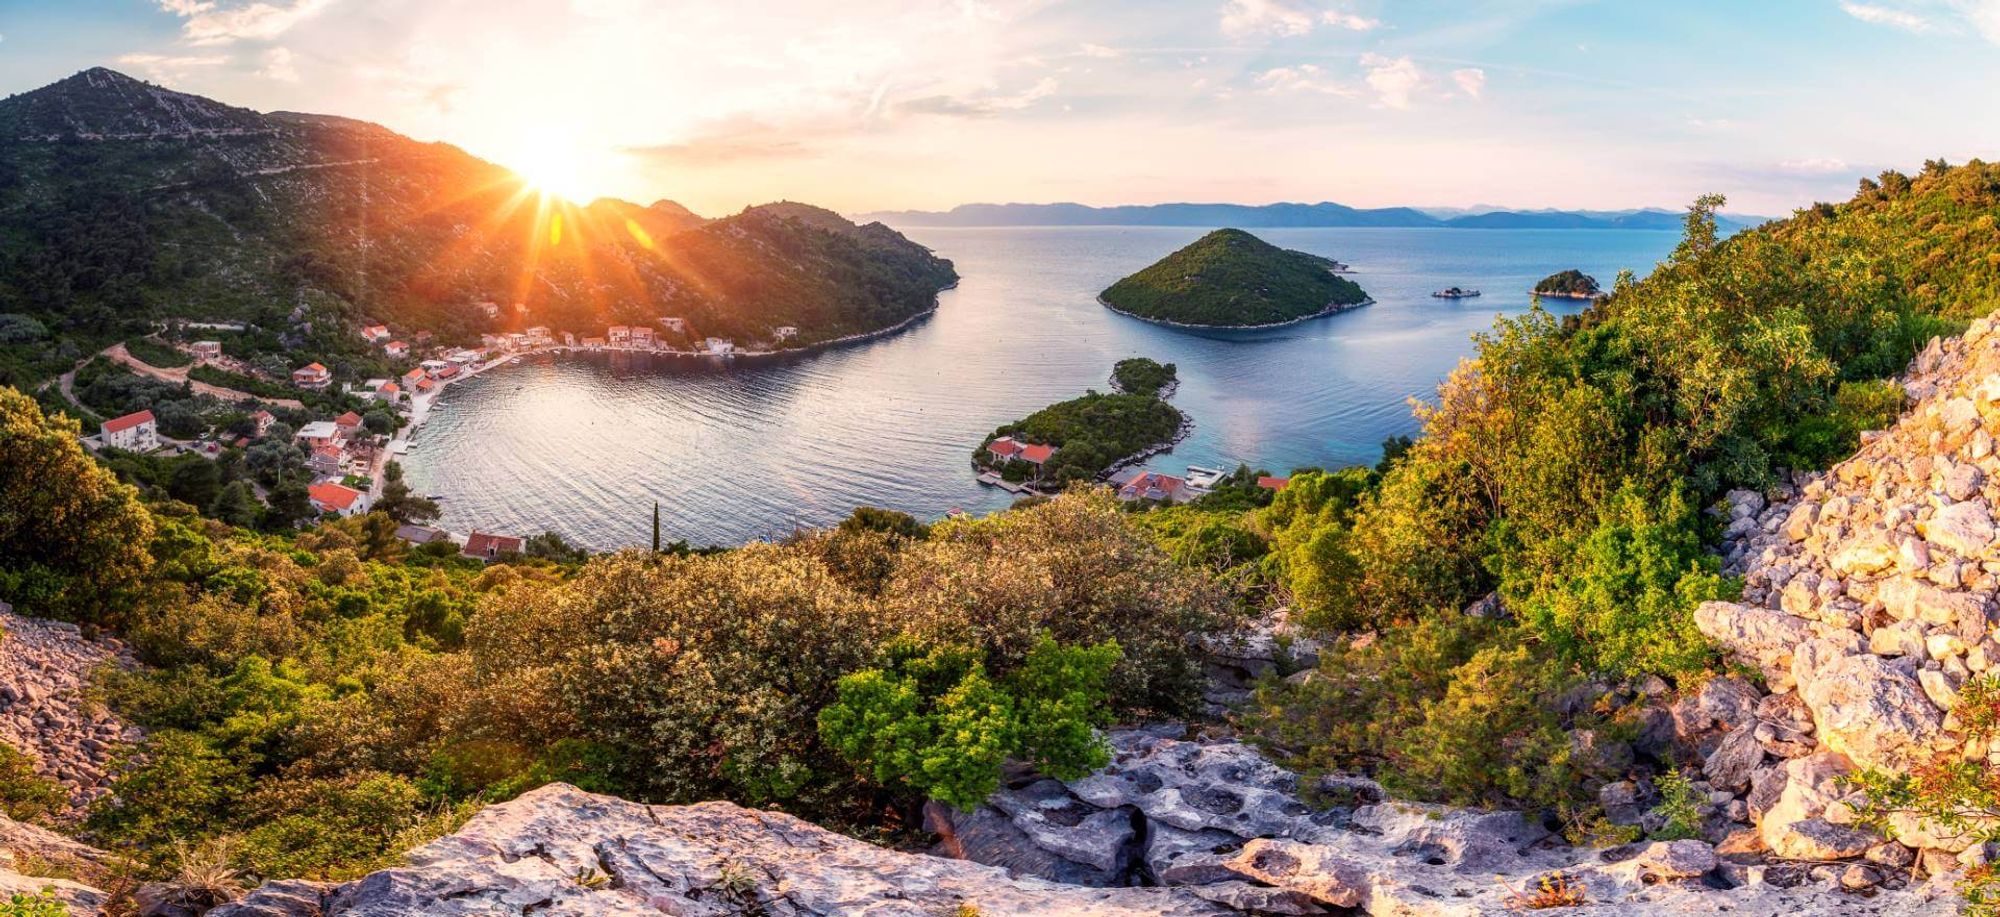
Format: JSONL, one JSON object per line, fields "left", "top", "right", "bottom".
{"left": 651, "top": 501, "right": 661, "bottom": 553}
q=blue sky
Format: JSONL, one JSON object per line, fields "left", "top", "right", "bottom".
{"left": 1, "top": 0, "right": 1997, "bottom": 215}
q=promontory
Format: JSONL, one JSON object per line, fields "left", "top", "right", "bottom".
{"left": 1099, "top": 228, "right": 1370, "bottom": 328}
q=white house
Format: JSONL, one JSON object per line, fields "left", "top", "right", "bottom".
{"left": 101, "top": 410, "right": 159, "bottom": 451}
{"left": 705, "top": 337, "right": 735, "bottom": 355}
{"left": 292, "top": 362, "right": 332, "bottom": 390}
{"left": 384, "top": 340, "right": 409, "bottom": 358}
{"left": 189, "top": 340, "right": 223, "bottom": 360}
{"left": 308, "top": 481, "right": 368, "bottom": 517}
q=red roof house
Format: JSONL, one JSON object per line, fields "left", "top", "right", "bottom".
{"left": 987, "top": 437, "right": 1024, "bottom": 461}
{"left": 100, "top": 410, "right": 160, "bottom": 451}
{"left": 307, "top": 481, "right": 367, "bottom": 516}
{"left": 463, "top": 531, "right": 524, "bottom": 561}
{"left": 1018, "top": 443, "right": 1056, "bottom": 465}
{"left": 1256, "top": 476, "right": 1291, "bottom": 491}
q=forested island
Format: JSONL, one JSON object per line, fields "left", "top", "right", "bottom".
{"left": 1098, "top": 229, "right": 1370, "bottom": 328}
{"left": 974, "top": 359, "right": 1186, "bottom": 486}
{"left": 1532, "top": 269, "right": 1603, "bottom": 299}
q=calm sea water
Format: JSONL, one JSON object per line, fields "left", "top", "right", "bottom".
{"left": 401, "top": 226, "right": 1681, "bottom": 550}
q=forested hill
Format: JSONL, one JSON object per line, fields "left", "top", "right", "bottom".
{"left": 0, "top": 68, "right": 956, "bottom": 367}
{"left": 1100, "top": 228, "right": 1370, "bottom": 327}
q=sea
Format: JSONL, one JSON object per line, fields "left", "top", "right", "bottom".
{"left": 400, "top": 226, "right": 1682, "bottom": 550}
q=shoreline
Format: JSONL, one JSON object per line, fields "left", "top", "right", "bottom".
{"left": 1100, "top": 405, "right": 1194, "bottom": 480}
{"left": 403, "top": 290, "right": 952, "bottom": 435}
{"left": 1529, "top": 290, "right": 1601, "bottom": 300}
{"left": 1097, "top": 295, "right": 1375, "bottom": 331}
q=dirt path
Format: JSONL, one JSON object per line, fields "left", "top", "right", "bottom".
{"left": 101, "top": 342, "right": 304, "bottom": 410}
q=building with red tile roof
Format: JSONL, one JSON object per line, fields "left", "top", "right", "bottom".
{"left": 292, "top": 362, "right": 332, "bottom": 390}
{"left": 307, "top": 481, "right": 367, "bottom": 516}
{"left": 463, "top": 531, "right": 524, "bottom": 561}
{"left": 1256, "top": 476, "right": 1291, "bottom": 491}
{"left": 986, "top": 437, "right": 1024, "bottom": 462}
{"left": 1018, "top": 443, "right": 1056, "bottom": 465}
{"left": 1118, "top": 471, "right": 1189, "bottom": 503}
{"left": 101, "top": 410, "right": 159, "bottom": 451}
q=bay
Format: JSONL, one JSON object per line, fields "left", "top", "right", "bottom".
{"left": 401, "top": 226, "right": 1682, "bottom": 550}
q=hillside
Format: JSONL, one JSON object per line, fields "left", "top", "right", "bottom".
{"left": 0, "top": 68, "right": 956, "bottom": 385}
{"left": 1532, "top": 268, "right": 1601, "bottom": 298}
{"left": 1099, "top": 228, "right": 1369, "bottom": 327}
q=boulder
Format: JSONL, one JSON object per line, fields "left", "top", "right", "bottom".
{"left": 1693, "top": 604, "right": 1811, "bottom": 687}
{"left": 1925, "top": 501, "right": 1996, "bottom": 559}
{"left": 1217, "top": 839, "right": 1368, "bottom": 908}
{"left": 1799, "top": 655, "right": 1945, "bottom": 771}
{"left": 1759, "top": 752, "right": 1881, "bottom": 861}
{"left": 1703, "top": 725, "right": 1765, "bottom": 793}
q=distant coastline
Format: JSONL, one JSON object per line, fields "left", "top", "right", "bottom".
{"left": 864, "top": 201, "right": 1771, "bottom": 233}
{"left": 1531, "top": 290, "right": 1601, "bottom": 301}
{"left": 1098, "top": 295, "right": 1375, "bottom": 330}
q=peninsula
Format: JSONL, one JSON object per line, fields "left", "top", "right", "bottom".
{"left": 1099, "top": 229, "right": 1371, "bottom": 328}
{"left": 974, "top": 359, "right": 1187, "bottom": 490}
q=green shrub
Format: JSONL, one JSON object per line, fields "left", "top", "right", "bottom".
{"left": 818, "top": 637, "right": 1120, "bottom": 810}
{"left": 0, "top": 889, "right": 67, "bottom": 917}
{"left": 0, "top": 743, "right": 65, "bottom": 825}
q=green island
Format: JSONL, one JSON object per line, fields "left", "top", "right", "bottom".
{"left": 974, "top": 360, "right": 1186, "bottom": 487}
{"left": 1098, "top": 228, "right": 1370, "bottom": 328}
{"left": 1110, "top": 357, "right": 1178, "bottom": 397}
{"left": 1532, "top": 268, "right": 1603, "bottom": 299}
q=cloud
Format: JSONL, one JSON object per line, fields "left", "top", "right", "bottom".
{"left": 1777, "top": 156, "right": 1852, "bottom": 174}
{"left": 1079, "top": 42, "right": 1121, "bottom": 58}
{"left": 1839, "top": 1, "right": 1937, "bottom": 31}
{"left": 1220, "top": 0, "right": 1318, "bottom": 36}
{"left": 1256, "top": 64, "right": 1357, "bottom": 96}
{"left": 899, "top": 77, "right": 1059, "bottom": 116}
{"left": 260, "top": 46, "right": 298, "bottom": 82}
{"left": 1451, "top": 67, "right": 1485, "bottom": 99}
{"left": 115, "top": 52, "right": 228, "bottom": 82}
{"left": 156, "top": 0, "right": 339, "bottom": 45}
{"left": 1321, "top": 10, "right": 1379, "bottom": 30}
{"left": 1361, "top": 53, "right": 1424, "bottom": 108}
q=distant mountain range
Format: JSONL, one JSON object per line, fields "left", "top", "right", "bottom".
{"left": 859, "top": 202, "right": 1772, "bottom": 233}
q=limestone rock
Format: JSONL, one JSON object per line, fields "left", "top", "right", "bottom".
{"left": 213, "top": 785, "right": 1232, "bottom": 917}
{"left": 1693, "top": 603, "right": 1810, "bottom": 687}
{"left": 1925, "top": 501, "right": 1995, "bottom": 559}
{"left": 1799, "top": 655, "right": 1944, "bottom": 771}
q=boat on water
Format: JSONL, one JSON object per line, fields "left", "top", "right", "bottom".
{"left": 1432, "top": 286, "right": 1482, "bottom": 299}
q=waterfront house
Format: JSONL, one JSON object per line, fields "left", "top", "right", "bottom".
{"left": 190, "top": 340, "right": 223, "bottom": 360}
{"left": 505, "top": 333, "right": 530, "bottom": 350}
{"left": 1018, "top": 443, "right": 1056, "bottom": 469}
{"left": 630, "top": 327, "right": 656, "bottom": 345}
{"left": 292, "top": 362, "right": 332, "bottom": 390}
{"left": 562, "top": 332, "right": 576, "bottom": 347}
{"left": 402, "top": 368, "right": 427, "bottom": 389}
{"left": 251, "top": 410, "right": 275, "bottom": 437}
{"left": 1118, "top": 471, "right": 1189, "bottom": 503}
{"left": 448, "top": 349, "right": 482, "bottom": 365}
{"left": 101, "top": 410, "right": 159, "bottom": 451}
{"left": 480, "top": 333, "right": 509, "bottom": 350}
{"left": 361, "top": 324, "right": 390, "bottom": 342}
{"left": 434, "top": 365, "right": 461, "bottom": 381}
{"left": 1256, "top": 476, "right": 1291, "bottom": 491}
{"left": 987, "top": 437, "right": 1025, "bottom": 464}
{"left": 463, "top": 531, "right": 524, "bottom": 561}
{"left": 420, "top": 359, "right": 449, "bottom": 375}
{"left": 384, "top": 340, "right": 409, "bottom": 358}
{"left": 705, "top": 337, "right": 735, "bottom": 355}
{"left": 608, "top": 326, "right": 632, "bottom": 344}
{"left": 525, "top": 326, "right": 552, "bottom": 345}
{"left": 307, "top": 481, "right": 368, "bottom": 517}
{"left": 377, "top": 381, "right": 401, "bottom": 403}
{"left": 581, "top": 336, "right": 606, "bottom": 348}
{"left": 773, "top": 326, "right": 799, "bottom": 341}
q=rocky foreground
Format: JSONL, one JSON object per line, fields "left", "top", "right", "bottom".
{"left": 0, "top": 609, "right": 140, "bottom": 818}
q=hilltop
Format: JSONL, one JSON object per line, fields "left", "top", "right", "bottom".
{"left": 1099, "top": 228, "right": 1370, "bottom": 327}
{"left": 0, "top": 67, "right": 956, "bottom": 386}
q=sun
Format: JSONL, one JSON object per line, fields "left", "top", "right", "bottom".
{"left": 499, "top": 131, "right": 600, "bottom": 202}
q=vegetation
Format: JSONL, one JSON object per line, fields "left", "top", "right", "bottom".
{"left": 1110, "top": 357, "right": 1176, "bottom": 397}
{"left": 1100, "top": 228, "right": 1368, "bottom": 327}
{"left": 1531, "top": 269, "right": 1601, "bottom": 298}
{"left": 974, "top": 363, "right": 1186, "bottom": 487}
{"left": 121, "top": 337, "right": 191, "bottom": 369}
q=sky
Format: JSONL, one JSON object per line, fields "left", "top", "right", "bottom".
{"left": 1, "top": 0, "right": 1998, "bottom": 216}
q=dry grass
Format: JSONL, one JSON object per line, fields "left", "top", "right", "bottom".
{"left": 1501, "top": 871, "right": 1588, "bottom": 909}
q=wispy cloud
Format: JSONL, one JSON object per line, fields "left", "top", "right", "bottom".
{"left": 1777, "top": 156, "right": 1852, "bottom": 174}
{"left": 1362, "top": 53, "right": 1424, "bottom": 108}
{"left": 156, "top": 0, "right": 340, "bottom": 46}
{"left": 1451, "top": 67, "right": 1485, "bottom": 99}
{"left": 115, "top": 51, "right": 228, "bottom": 82}
{"left": 1220, "top": 0, "right": 1317, "bottom": 36}
{"left": 1322, "top": 9, "right": 1379, "bottom": 30}
{"left": 259, "top": 46, "right": 298, "bottom": 82}
{"left": 899, "top": 77, "right": 1059, "bottom": 116}
{"left": 1078, "top": 42, "right": 1121, "bottom": 58}
{"left": 1839, "top": 1, "right": 1936, "bottom": 31}
{"left": 1256, "top": 63, "right": 1357, "bottom": 95}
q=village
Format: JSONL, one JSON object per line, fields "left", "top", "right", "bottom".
{"left": 77, "top": 312, "right": 760, "bottom": 562}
